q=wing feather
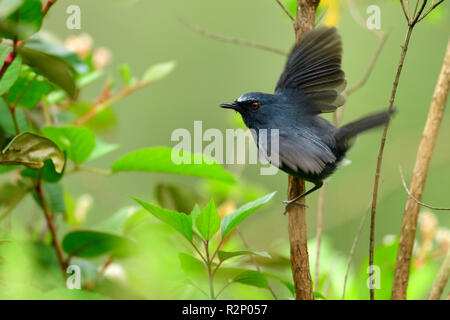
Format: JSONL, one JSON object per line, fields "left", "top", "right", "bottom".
{"left": 275, "top": 27, "right": 346, "bottom": 114}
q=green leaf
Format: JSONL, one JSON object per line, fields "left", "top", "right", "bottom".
{"left": 100, "top": 206, "right": 140, "bottom": 235}
{"left": 233, "top": 270, "right": 268, "bottom": 289}
{"left": 0, "top": 98, "right": 28, "bottom": 135}
{"left": 68, "top": 102, "right": 116, "bottom": 131}
{"left": 178, "top": 252, "right": 205, "bottom": 277}
{"left": 217, "top": 250, "right": 271, "bottom": 262}
{"left": 118, "top": 64, "right": 133, "bottom": 86}
{"left": 0, "top": 0, "right": 42, "bottom": 40}
{"left": 155, "top": 183, "right": 203, "bottom": 214}
{"left": 190, "top": 204, "right": 202, "bottom": 237}
{"left": 41, "top": 126, "right": 96, "bottom": 163}
{"left": 133, "top": 198, "right": 192, "bottom": 241}
{"left": 21, "top": 158, "right": 65, "bottom": 182}
{"left": 141, "top": 61, "right": 175, "bottom": 83}
{"left": 31, "top": 182, "right": 65, "bottom": 213}
{"left": 0, "top": 132, "right": 64, "bottom": 173}
{"left": 0, "top": 0, "right": 24, "bottom": 19}
{"left": 6, "top": 71, "right": 53, "bottom": 109}
{"left": 24, "top": 34, "right": 88, "bottom": 74}
{"left": 313, "top": 292, "right": 327, "bottom": 300}
{"left": 111, "top": 147, "right": 235, "bottom": 184}
{"left": 0, "top": 182, "right": 25, "bottom": 206}
{"left": 87, "top": 138, "right": 118, "bottom": 161}
{"left": 18, "top": 46, "right": 76, "bottom": 97}
{"left": 196, "top": 199, "right": 220, "bottom": 241}
{"left": 0, "top": 51, "right": 22, "bottom": 95}
{"left": 62, "top": 230, "right": 137, "bottom": 259}
{"left": 263, "top": 273, "right": 295, "bottom": 296}
{"left": 221, "top": 192, "right": 276, "bottom": 238}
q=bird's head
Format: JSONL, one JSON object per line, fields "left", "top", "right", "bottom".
{"left": 220, "top": 92, "right": 279, "bottom": 128}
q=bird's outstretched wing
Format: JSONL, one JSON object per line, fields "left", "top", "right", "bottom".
{"left": 275, "top": 27, "right": 346, "bottom": 114}
{"left": 271, "top": 131, "right": 336, "bottom": 175}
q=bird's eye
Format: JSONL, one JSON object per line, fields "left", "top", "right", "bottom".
{"left": 251, "top": 102, "right": 260, "bottom": 110}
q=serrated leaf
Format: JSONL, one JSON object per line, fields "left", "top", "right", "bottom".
{"left": 134, "top": 198, "right": 192, "bottom": 241}
{"left": 62, "top": 230, "right": 137, "bottom": 259}
{"left": 221, "top": 192, "right": 276, "bottom": 238}
{"left": 41, "top": 126, "right": 96, "bottom": 163}
{"left": 218, "top": 250, "right": 271, "bottom": 262}
{"left": 0, "top": 132, "right": 64, "bottom": 173}
{"left": 111, "top": 147, "right": 235, "bottom": 183}
{"left": 233, "top": 270, "right": 268, "bottom": 289}
{"left": 196, "top": 199, "right": 220, "bottom": 241}
{"left": 141, "top": 61, "right": 175, "bottom": 84}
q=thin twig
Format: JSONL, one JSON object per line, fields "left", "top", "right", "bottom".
{"left": 317, "top": 2, "right": 388, "bottom": 289}
{"left": 322, "top": 254, "right": 340, "bottom": 297}
{"left": 369, "top": 16, "right": 416, "bottom": 300}
{"left": 177, "top": 16, "right": 287, "bottom": 56}
{"left": 84, "top": 256, "right": 113, "bottom": 290}
{"left": 314, "top": 184, "right": 325, "bottom": 292}
{"left": 42, "top": 0, "right": 58, "bottom": 17}
{"left": 74, "top": 80, "right": 148, "bottom": 125}
{"left": 275, "top": 0, "right": 295, "bottom": 21}
{"left": 417, "top": 0, "right": 445, "bottom": 23}
{"left": 427, "top": 250, "right": 450, "bottom": 300}
{"left": 215, "top": 280, "right": 233, "bottom": 299}
{"left": 345, "top": 32, "right": 388, "bottom": 96}
{"left": 392, "top": 39, "right": 450, "bottom": 299}
{"left": 399, "top": 166, "right": 450, "bottom": 211}
{"left": 342, "top": 208, "right": 370, "bottom": 300}
{"left": 236, "top": 227, "right": 278, "bottom": 299}
{"left": 36, "top": 176, "right": 67, "bottom": 277}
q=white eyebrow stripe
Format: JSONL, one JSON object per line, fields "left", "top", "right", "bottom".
{"left": 237, "top": 95, "right": 246, "bottom": 102}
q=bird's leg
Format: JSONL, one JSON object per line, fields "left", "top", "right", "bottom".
{"left": 282, "top": 182, "right": 323, "bottom": 214}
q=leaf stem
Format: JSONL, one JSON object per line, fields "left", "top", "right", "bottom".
{"left": 35, "top": 175, "right": 67, "bottom": 277}
{"left": 74, "top": 80, "right": 154, "bottom": 126}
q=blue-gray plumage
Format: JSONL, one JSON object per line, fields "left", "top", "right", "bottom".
{"left": 220, "top": 27, "right": 394, "bottom": 208}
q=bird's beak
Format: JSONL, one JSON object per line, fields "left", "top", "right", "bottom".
{"left": 220, "top": 101, "right": 239, "bottom": 111}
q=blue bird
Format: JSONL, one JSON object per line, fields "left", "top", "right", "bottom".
{"left": 220, "top": 27, "right": 394, "bottom": 210}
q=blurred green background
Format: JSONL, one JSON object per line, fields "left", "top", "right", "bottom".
{"left": 3, "top": 0, "right": 449, "bottom": 299}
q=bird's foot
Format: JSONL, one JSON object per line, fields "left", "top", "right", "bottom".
{"left": 282, "top": 200, "right": 309, "bottom": 215}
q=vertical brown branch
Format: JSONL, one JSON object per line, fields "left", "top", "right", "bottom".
{"left": 286, "top": 0, "right": 319, "bottom": 301}
{"left": 428, "top": 250, "right": 450, "bottom": 300}
{"left": 368, "top": 22, "right": 414, "bottom": 301}
{"left": 392, "top": 40, "right": 450, "bottom": 300}
{"left": 36, "top": 177, "right": 67, "bottom": 277}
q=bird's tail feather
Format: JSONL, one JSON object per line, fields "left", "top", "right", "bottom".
{"left": 334, "top": 109, "right": 395, "bottom": 145}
